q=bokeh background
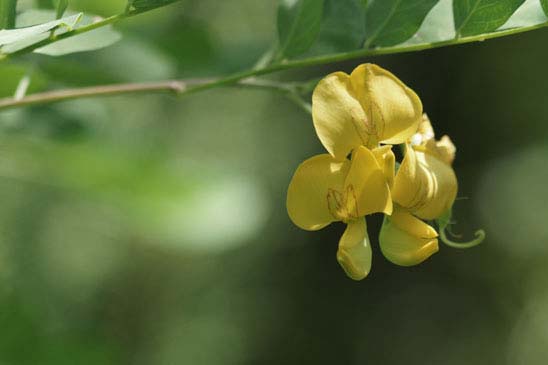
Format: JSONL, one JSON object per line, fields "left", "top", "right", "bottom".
{"left": 1, "top": 0, "right": 548, "bottom": 364}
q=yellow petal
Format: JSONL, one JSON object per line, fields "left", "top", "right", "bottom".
{"left": 412, "top": 114, "right": 456, "bottom": 165}
{"left": 435, "top": 135, "right": 456, "bottom": 165}
{"left": 379, "top": 209, "right": 438, "bottom": 266}
{"left": 287, "top": 154, "right": 350, "bottom": 230}
{"left": 312, "top": 72, "right": 374, "bottom": 160}
{"left": 392, "top": 146, "right": 457, "bottom": 220}
{"left": 349, "top": 64, "right": 423, "bottom": 144}
{"left": 417, "top": 113, "right": 435, "bottom": 141}
{"left": 372, "top": 145, "right": 396, "bottom": 189}
{"left": 345, "top": 146, "right": 393, "bottom": 216}
{"left": 337, "top": 218, "right": 372, "bottom": 280}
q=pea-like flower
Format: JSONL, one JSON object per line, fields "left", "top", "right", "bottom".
{"left": 287, "top": 63, "right": 483, "bottom": 280}
{"left": 392, "top": 115, "right": 458, "bottom": 220}
{"left": 379, "top": 115, "right": 458, "bottom": 266}
{"left": 312, "top": 63, "right": 423, "bottom": 159}
{"left": 287, "top": 146, "right": 393, "bottom": 280}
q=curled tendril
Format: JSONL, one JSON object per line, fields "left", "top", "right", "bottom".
{"left": 440, "top": 227, "right": 485, "bottom": 249}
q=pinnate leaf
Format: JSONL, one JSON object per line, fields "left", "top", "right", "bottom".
{"left": 277, "top": 0, "right": 324, "bottom": 58}
{"left": 307, "top": 0, "right": 366, "bottom": 54}
{"left": 364, "top": 0, "right": 440, "bottom": 47}
{"left": 0, "top": 13, "right": 80, "bottom": 47}
{"left": 453, "top": 0, "right": 526, "bottom": 36}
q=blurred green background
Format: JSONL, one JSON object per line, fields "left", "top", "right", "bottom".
{"left": 1, "top": 0, "right": 548, "bottom": 364}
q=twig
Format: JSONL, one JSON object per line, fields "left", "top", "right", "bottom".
{"left": 1, "top": 16, "right": 547, "bottom": 111}
{"left": 0, "top": 80, "right": 187, "bottom": 110}
{"left": 0, "top": 77, "right": 310, "bottom": 111}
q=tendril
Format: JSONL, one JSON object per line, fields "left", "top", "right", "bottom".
{"left": 440, "top": 226, "right": 485, "bottom": 249}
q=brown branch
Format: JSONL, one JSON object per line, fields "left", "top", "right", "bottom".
{"left": 0, "top": 80, "right": 188, "bottom": 111}
{"left": 0, "top": 77, "right": 310, "bottom": 111}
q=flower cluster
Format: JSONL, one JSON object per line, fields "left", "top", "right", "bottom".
{"left": 286, "top": 63, "right": 461, "bottom": 280}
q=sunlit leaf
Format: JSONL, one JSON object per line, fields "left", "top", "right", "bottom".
{"left": 404, "top": 0, "right": 546, "bottom": 45}
{"left": 499, "top": 0, "right": 548, "bottom": 30}
{"left": 403, "top": 0, "right": 454, "bottom": 44}
{"left": 0, "top": 13, "right": 80, "bottom": 47}
{"left": 277, "top": 0, "right": 324, "bottom": 58}
{"left": 5, "top": 10, "right": 121, "bottom": 56}
{"left": 364, "top": 0, "right": 439, "bottom": 47}
{"left": 453, "top": 0, "right": 526, "bottom": 37}
{"left": 36, "top": 26, "right": 121, "bottom": 56}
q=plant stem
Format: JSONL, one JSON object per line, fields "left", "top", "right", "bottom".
{"left": 440, "top": 228, "right": 485, "bottom": 249}
{"left": 0, "top": 80, "right": 187, "bottom": 110}
{"left": 0, "top": 9, "right": 547, "bottom": 110}
{"left": 182, "top": 20, "right": 548, "bottom": 95}
{"left": 0, "top": 1, "right": 181, "bottom": 61}
{"left": 0, "top": 78, "right": 303, "bottom": 111}
{"left": 236, "top": 78, "right": 312, "bottom": 113}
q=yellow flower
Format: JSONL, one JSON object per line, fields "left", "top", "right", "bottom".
{"left": 312, "top": 63, "right": 423, "bottom": 160}
{"left": 392, "top": 115, "right": 458, "bottom": 220}
{"left": 379, "top": 207, "right": 439, "bottom": 266}
{"left": 288, "top": 64, "right": 481, "bottom": 278}
{"left": 379, "top": 115, "right": 456, "bottom": 267}
{"left": 287, "top": 146, "right": 393, "bottom": 280}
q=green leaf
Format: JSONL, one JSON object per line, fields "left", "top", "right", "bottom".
{"left": 541, "top": 0, "right": 548, "bottom": 16}
{"left": 55, "top": 0, "right": 68, "bottom": 19}
{"left": 364, "top": 0, "right": 440, "bottom": 48}
{"left": 499, "top": 0, "right": 548, "bottom": 30}
{"left": 0, "top": 12, "right": 80, "bottom": 47}
{"left": 402, "top": 0, "right": 454, "bottom": 44}
{"left": 31, "top": 10, "right": 121, "bottom": 56}
{"left": 3, "top": 10, "right": 121, "bottom": 56}
{"left": 453, "top": 0, "right": 526, "bottom": 37}
{"left": 277, "top": 0, "right": 324, "bottom": 58}
{"left": 306, "top": 0, "right": 366, "bottom": 54}
{"left": 15, "top": 8, "right": 78, "bottom": 27}
{"left": 130, "top": 0, "right": 181, "bottom": 11}
{"left": 404, "top": 0, "right": 546, "bottom": 44}
{"left": 0, "top": 0, "right": 17, "bottom": 29}
{"left": 36, "top": 26, "right": 121, "bottom": 56}
{"left": 286, "top": 0, "right": 546, "bottom": 60}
